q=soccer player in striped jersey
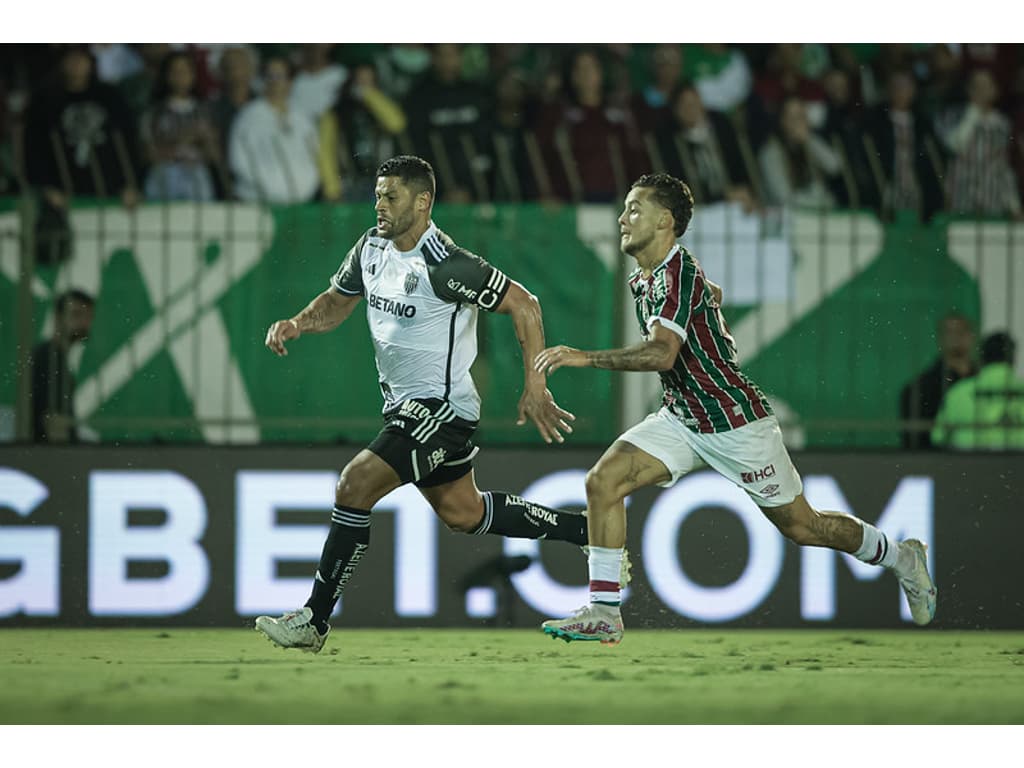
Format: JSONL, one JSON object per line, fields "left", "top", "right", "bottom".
{"left": 535, "top": 172, "right": 937, "bottom": 645}
{"left": 254, "top": 155, "right": 609, "bottom": 653}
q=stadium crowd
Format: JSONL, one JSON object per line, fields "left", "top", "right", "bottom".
{"left": 0, "top": 43, "right": 1021, "bottom": 218}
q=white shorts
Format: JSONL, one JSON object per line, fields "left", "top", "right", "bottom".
{"left": 616, "top": 407, "right": 803, "bottom": 507}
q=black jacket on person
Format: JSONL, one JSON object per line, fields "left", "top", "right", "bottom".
{"left": 899, "top": 357, "right": 977, "bottom": 449}
{"left": 863, "top": 105, "right": 946, "bottom": 221}
{"left": 24, "top": 80, "right": 139, "bottom": 196}
{"left": 30, "top": 340, "right": 78, "bottom": 443}
{"left": 650, "top": 110, "right": 751, "bottom": 204}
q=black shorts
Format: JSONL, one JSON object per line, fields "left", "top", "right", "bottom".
{"left": 367, "top": 398, "right": 479, "bottom": 488}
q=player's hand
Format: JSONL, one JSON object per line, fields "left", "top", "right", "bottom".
{"left": 534, "top": 345, "right": 589, "bottom": 376}
{"left": 517, "top": 383, "right": 576, "bottom": 444}
{"left": 265, "top": 319, "right": 301, "bottom": 356}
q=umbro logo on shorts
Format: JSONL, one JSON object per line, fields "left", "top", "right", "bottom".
{"left": 759, "top": 484, "right": 780, "bottom": 497}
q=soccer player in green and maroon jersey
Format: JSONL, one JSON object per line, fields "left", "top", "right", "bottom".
{"left": 534, "top": 173, "right": 937, "bottom": 645}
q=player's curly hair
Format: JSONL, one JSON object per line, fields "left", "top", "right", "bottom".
{"left": 631, "top": 173, "right": 695, "bottom": 237}
{"left": 377, "top": 155, "right": 436, "bottom": 204}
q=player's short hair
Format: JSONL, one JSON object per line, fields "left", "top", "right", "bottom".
{"left": 981, "top": 331, "right": 1015, "bottom": 365}
{"left": 55, "top": 289, "right": 95, "bottom": 315}
{"left": 631, "top": 173, "right": 695, "bottom": 237}
{"left": 376, "top": 155, "right": 436, "bottom": 205}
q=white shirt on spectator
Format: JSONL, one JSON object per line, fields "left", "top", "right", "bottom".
{"left": 290, "top": 65, "right": 348, "bottom": 120}
{"left": 229, "top": 99, "right": 320, "bottom": 203}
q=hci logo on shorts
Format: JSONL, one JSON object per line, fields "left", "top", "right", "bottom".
{"left": 742, "top": 464, "right": 776, "bottom": 484}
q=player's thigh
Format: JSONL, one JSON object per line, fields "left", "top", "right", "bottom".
{"left": 336, "top": 448, "right": 403, "bottom": 508}
{"left": 592, "top": 408, "right": 706, "bottom": 498}
{"left": 417, "top": 469, "right": 483, "bottom": 531}
{"left": 691, "top": 415, "right": 803, "bottom": 508}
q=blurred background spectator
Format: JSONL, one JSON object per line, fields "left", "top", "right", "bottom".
{"left": 321, "top": 61, "right": 406, "bottom": 203}
{"left": 900, "top": 312, "right": 978, "bottom": 450}
{"left": 535, "top": 47, "right": 643, "bottom": 203}
{"left": 31, "top": 289, "right": 95, "bottom": 443}
{"left": 649, "top": 81, "right": 756, "bottom": 210}
{"left": 228, "top": 54, "right": 321, "bottom": 204}
{"left": 758, "top": 95, "right": 842, "bottom": 208}
{"left": 940, "top": 68, "right": 1022, "bottom": 218}
{"left": 290, "top": 44, "right": 347, "bottom": 122}
{"left": 140, "top": 50, "right": 222, "bottom": 201}
{"left": 684, "top": 44, "right": 753, "bottom": 114}
{"left": 24, "top": 45, "right": 140, "bottom": 209}
{"left": 404, "top": 43, "right": 490, "bottom": 203}
{"left": 932, "top": 331, "right": 1024, "bottom": 451}
{"left": 210, "top": 45, "right": 258, "bottom": 177}
{"left": 863, "top": 69, "right": 946, "bottom": 220}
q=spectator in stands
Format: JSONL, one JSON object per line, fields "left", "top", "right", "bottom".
{"left": 90, "top": 44, "right": 143, "bottom": 85}
{"left": 750, "top": 44, "right": 827, "bottom": 146}
{"left": 321, "top": 61, "right": 406, "bottom": 202}
{"left": 900, "top": 311, "right": 978, "bottom": 450}
{"left": 683, "top": 44, "right": 753, "bottom": 114}
{"left": 31, "top": 289, "right": 95, "bottom": 443}
{"left": 918, "top": 44, "right": 966, "bottom": 127}
{"left": 229, "top": 55, "right": 321, "bottom": 204}
{"left": 632, "top": 43, "right": 684, "bottom": 132}
{"left": 819, "top": 67, "right": 878, "bottom": 209}
{"left": 650, "top": 81, "right": 756, "bottom": 211}
{"left": 374, "top": 44, "right": 432, "bottom": 101}
{"left": 404, "top": 43, "right": 490, "bottom": 203}
{"left": 932, "top": 331, "right": 1024, "bottom": 451}
{"left": 488, "top": 68, "right": 540, "bottom": 201}
{"left": 210, "top": 45, "right": 257, "bottom": 167}
{"left": 757, "top": 95, "right": 841, "bottom": 209}
{"left": 941, "top": 68, "right": 1022, "bottom": 218}
{"left": 118, "top": 44, "right": 171, "bottom": 119}
{"left": 24, "top": 45, "right": 140, "bottom": 209}
{"left": 863, "top": 70, "right": 946, "bottom": 221}
{"left": 535, "top": 47, "right": 642, "bottom": 203}
{"left": 141, "top": 51, "right": 222, "bottom": 201}
{"left": 290, "top": 44, "right": 347, "bottom": 122}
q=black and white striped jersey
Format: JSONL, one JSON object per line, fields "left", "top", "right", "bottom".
{"left": 330, "top": 222, "right": 511, "bottom": 420}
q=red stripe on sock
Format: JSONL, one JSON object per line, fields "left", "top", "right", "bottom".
{"left": 869, "top": 542, "right": 883, "bottom": 565}
{"left": 589, "top": 580, "right": 620, "bottom": 593}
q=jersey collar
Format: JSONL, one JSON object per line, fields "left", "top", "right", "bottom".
{"left": 394, "top": 221, "right": 438, "bottom": 256}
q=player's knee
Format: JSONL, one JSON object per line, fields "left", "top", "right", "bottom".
{"left": 435, "top": 502, "right": 480, "bottom": 533}
{"left": 584, "top": 465, "right": 613, "bottom": 503}
{"left": 335, "top": 471, "right": 376, "bottom": 509}
{"left": 765, "top": 502, "right": 818, "bottom": 546}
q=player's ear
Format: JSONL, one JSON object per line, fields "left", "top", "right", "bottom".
{"left": 417, "top": 190, "right": 432, "bottom": 212}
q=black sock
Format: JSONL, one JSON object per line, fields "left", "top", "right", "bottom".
{"left": 305, "top": 504, "right": 371, "bottom": 633}
{"left": 472, "top": 491, "right": 587, "bottom": 546}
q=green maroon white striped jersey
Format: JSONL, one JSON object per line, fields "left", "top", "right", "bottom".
{"left": 331, "top": 222, "right": 511, "bottom": 421}
{"left": 629, "top": 244, "right": 773, "bottom": 433}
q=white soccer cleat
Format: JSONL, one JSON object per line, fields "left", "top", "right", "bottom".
{"left": 581, "top": 546, "right": 633, "bottom": 588}
{"left": 255, "top": 606, "right": 329, "bottom": 653}
{"left": 542, "top": 602, "right": 624, "bottom": 645}
{"left": 896, "top": 539, "right": 937, "bottom": 626}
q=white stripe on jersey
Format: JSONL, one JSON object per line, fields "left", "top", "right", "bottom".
{"left": 425, "top": 235, "right": 448, "bottom": 264}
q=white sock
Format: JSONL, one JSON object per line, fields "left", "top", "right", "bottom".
{"left": 588, "top": 546, "right": 622, "bottom": 605}
{"left": 853, "top": 521, "right": 901, "bottom": 569}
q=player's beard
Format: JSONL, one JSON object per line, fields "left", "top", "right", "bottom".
{"left": 380, "top": 206, "right": 415, "bottom": 241}
{"left": 621, "top": 229, "right": 653, "bottom": 257}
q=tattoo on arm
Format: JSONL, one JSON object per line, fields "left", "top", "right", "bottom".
{"left": 587, "top": 340, "right": 673, "bottom": 372}
{"left": 293, "top": 292, "right": 355, "bottom": 334}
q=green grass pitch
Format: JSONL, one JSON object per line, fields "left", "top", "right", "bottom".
{"left": 2, "top": 628, "right": 1023, "bottom": 724}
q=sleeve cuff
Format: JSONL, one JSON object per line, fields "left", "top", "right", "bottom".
{"left": 647, "top": 316, "right": 687, "bottom": 342}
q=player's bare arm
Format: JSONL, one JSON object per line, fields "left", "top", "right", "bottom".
{"left": 265, "top": 290, "right": 362, "bottom": 356}
{"left": 495, "top": 280, "right": 576, "bottom": 444}
{"left": 535, "top": 322, "right": 683, "bottom": 375}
